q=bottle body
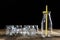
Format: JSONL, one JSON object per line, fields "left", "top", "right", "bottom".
{"left": 41, "top": 11, "right": 52, "bottom": 37}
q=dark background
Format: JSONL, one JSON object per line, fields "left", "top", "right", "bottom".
{"left": 0, "top": 0, "right": 60, "bottom": 29}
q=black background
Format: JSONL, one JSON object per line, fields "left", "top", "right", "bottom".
{"left": 0, "top": 0, "right": 60, "bottom": 29}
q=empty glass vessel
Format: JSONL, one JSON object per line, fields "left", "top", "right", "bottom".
{"left": 41, "top": 11, "right": 53, "bottom": 37}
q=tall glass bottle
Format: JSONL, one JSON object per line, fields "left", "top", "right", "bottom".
{"left": 41, "top": 11, "right": 53, "bottom": 37}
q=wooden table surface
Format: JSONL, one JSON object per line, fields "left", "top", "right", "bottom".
{"left": 0, "top": 29, "right": 60, "bottom": 40}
